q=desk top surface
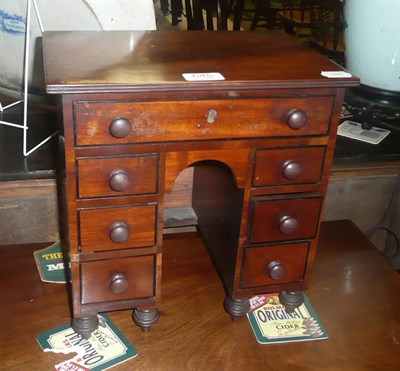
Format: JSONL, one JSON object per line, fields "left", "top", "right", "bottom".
{"left": 42, "top": 31, "right": 359, "bottom": 94}
{"left": 1, "top": 220, "right": 399, "bottom": 369}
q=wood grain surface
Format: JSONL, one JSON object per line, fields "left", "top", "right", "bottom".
{"left": 42, "top": 31, "right": 359, "bottom": 94}
{"left": 1, "top": 220, "right": 399, "bottom": 370}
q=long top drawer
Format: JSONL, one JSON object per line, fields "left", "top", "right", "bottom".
{"left": 74, "top": 97, "right": 334, "bottom": 145}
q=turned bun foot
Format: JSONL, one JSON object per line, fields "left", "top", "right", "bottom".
{"left": 72, "top": 315, "right": 99, "bottom": 339}
{"left": 223, "top": 296, "right": 250, "bottom": 320}
{"left": 279, "top": 291, "right": 304, "bottom": 313}
{"left": 132, "top": 309, "right": 159, "bottom": 332}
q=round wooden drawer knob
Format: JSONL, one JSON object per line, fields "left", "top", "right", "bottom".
{"left": 109, "top": 273, "right": 129, "bottom": 295}
{"left": 282, "top": 160, "right": 302, "bottom": 179}
{"left": 109, "top": 222, "right": 130, "bottom": 243}
{"left": 286, "top": 109, "right": 308, "bottom": 130}
{"left": 109, "top": 169, "right": 130, "bottom": 192}
{"left": 109, "top": 117, "right": 132, "bottom": 138}
{"left": 279, "top": 215, "right": 299, "bottom": 235}
{"left": 267, "top": 260, "right": 287, "bottom": 280}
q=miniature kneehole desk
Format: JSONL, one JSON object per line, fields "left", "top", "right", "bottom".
{"left": 42, "top": 30, "right": 359, "bottom": 338}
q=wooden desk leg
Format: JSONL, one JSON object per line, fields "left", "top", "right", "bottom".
{"left": 132, "top": 309, "right": 160, "bottom": 332}
{"left": 279, "top": 291, "right": 304, "bottom": 312}
{"left": 72, "top": 316, "right": 99, "bottom": 339}
{"left": 223, "top": 296, "right": 250, "bottom": 320}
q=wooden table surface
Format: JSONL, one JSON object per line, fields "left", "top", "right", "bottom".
{"left": 1, "top": 220, "right": 399, "bottom": 370}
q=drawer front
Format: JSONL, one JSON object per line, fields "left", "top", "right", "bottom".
{"left": 79, "top": 204, "right": 156, "bottom": 252}
{"left": 241, "top": 242, "right": 309, "bottom": 288}
{"left": 249, "top": 196, "right": 322, "bottom": 244}
{"left": 253, "top": 146, "right": 326, "bottom": 187}
{"left": 78, "top": 154, "right": 158, "bottom": 198}
{"left": 81, "top": 255, "right": 155, "bottom": 304}
{"left": 74, "top": 97, "right": 333, "bottom": 145}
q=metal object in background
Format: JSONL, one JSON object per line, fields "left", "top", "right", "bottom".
{"left": 0, "top": 0, "right": 157, "bottom": 156}
{"left": 0, "top": 0, "right": 57, "bottom": 157}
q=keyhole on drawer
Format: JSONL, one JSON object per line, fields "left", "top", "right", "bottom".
{"left": 206, "top": 109, "right": 218, "bottom": 124}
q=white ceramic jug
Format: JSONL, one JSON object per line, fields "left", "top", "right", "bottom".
{"left": 344, "top": 0, "right": 400, "bottom": 92}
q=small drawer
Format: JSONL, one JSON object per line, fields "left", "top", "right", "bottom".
{"left": 79, "top": 204, "right": 156, "bottom": 252}
{"left": 77, "top": 154, "right": 158, "bottom": 199}
{"left": 81, "top": 255, "right": 155, "bottom": 304}
{"left": 74, "top": 97, "right": 333, "bottom": 145}
{"left": 253, "top": 146, "right": 326, "bottom": 187}
{"left": 241, "top": 242, "right": 309, "bottom": 288}
{"left": 249, "top": 196, "right": 322, "bottom": 244}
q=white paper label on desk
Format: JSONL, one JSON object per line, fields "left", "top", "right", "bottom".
{"left": 321, "top": 71, "right": 352, "bottom": 78}
{"left": 182, "top": 72, "right": 225, "bottom": 81}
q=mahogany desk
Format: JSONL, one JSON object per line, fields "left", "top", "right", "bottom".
{"left": 42, "top": 30, "right": 358, "bottom": 338}
{"left": 1, "top": 220, "right": 399, "bottom": 370}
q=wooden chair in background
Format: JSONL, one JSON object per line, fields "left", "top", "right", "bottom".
{"left": 309, "top": 0, "right": 344, "bottom": 64}
{"left": 250, "top": 0, "right": 283, "bottom": 30}
{"left": 185, "top": 0, "right": 230, "bottom": 30}
{"left": 278, "top": 0, "right": 312, "bottom": 37}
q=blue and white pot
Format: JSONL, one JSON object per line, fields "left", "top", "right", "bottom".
{"left": 0, "top": 0, "right": 157, "bottom": 98}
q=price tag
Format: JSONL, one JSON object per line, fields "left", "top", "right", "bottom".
{"left": 321, "top": 71, "right": 352, "bottom": 78}
{"left": 182, "top": 72, "right": 225, "bottom": 81}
